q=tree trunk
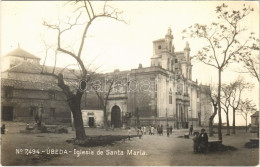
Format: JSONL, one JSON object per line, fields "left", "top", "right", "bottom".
{"left": 57, "top": 74, "right": 86, "bottom": 140}
{"left": 209, "top": 103, "right": 217, "bottom": 137}
{"left": 232, "top": 108, "right": 236, "bottom": 134}
{"left": 217, "top": 69, "right": 222, "bottom": 141}
{"left": 245, "top": 116, "right": 248, "bottom": 133}
{"left": 103, "top": 107, "right": 108, "bottom": 130}
{"left": 209, "top": 118, "right": 214, "bottom": 137}
{"left": 226, "top": 111, "right": 230, "bottom": 135}
{"left": 69, "top": 96, "right": 86, "bottom": 140}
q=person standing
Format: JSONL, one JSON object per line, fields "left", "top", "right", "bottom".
{"left": 128, "top": 127, "right": 132, "bottom": 140}
{"left": 1, "top": 124, "right": 6, "bottom": 134}
{"left": 189, "top": 125, "right": 193, "bottom": 135}
{"left": 192, "top": 133, "right": 199, "bottom": 153}
{"left": 151, "top": 126, "right": 155, "bottom": 135}
{"left": 137, "top": 128, "right": 142, "bottom": 139}
{"left": 170, "top": 125, "right": 173, "bottom": 134}
{"left": 157, "top": 125, "right": 160, "bottom": 135}
{"left": 143, "top": 126, "right": 146, "bottom": 135}
{"left": 166, "top": 124, "right": 170, "bottom": 137}
{"left": 198, "top": 128, "right": 208, "bottom": 153}
{"left": 161, "top": 124, "right": 164, "bottom": 135}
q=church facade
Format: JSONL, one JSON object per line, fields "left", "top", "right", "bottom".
{"left": 1, "top": 28, "right": 212, "bottom": 129}
{"left": 83, "top": 28, "right": 212, "bottom": 128}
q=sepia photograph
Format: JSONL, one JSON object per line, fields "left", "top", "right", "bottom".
{"left": 0, "top": 0, "right": 259, "bottom": 166}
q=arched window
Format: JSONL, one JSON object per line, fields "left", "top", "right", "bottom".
{"left": 158, "top": 45, "right": 161, "bottom": 49}
{"left": 169, "top": 89, "right": 172, "bottom": 104}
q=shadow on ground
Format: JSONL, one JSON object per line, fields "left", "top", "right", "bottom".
{"left": 66, "top": 135, "right": 139, "bottom": 147}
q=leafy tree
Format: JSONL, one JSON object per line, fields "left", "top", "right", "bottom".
{"left": 183, "top": 3, "right": 255, "bottom": 140}
{"left": 240, "top": 37, "right": 259, "bottom": 82}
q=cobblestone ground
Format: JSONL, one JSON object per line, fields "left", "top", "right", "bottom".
{"left": 1, "top": 122, "right": 259, "bottom": 166}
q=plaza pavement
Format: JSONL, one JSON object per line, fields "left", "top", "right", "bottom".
{"left": 1, "top": 122, "right": 259, "bottom": 166}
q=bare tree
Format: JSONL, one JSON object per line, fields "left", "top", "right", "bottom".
{"left": 221, "top": 84, "right": 232, "bottom": 135}
{"left": 183, "top": 3, "right": 255, "bottom": 140}
{"left": 90, "top": 73, "right": 119, "bottom": 130}
{"left": 238, "top": 99, "right": 257, "bottom": 132}
{"left": 227, "top": 78, "right": 252, "bottom": 134}
{"left": 41, "top": 0, "right": 126, "bottom": 140}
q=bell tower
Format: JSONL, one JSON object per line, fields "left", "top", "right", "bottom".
{"left": 165, "top": 27, "right": 174, "bottom": 53}
{"left": 183, "top": 42, "right": 192, "bottom": 79}
{"left": 151, "top": 28, "right": 175, "bottom": 72}
{"left": 184, "top": 42, "right": 190, "bottom": 62}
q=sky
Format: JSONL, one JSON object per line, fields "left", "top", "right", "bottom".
{"left": 1, "top": 1, "right": 259, "bottom": 125}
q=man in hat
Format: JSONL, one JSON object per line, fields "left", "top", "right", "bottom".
{"left": 189, "top": 125, "right": 193, "bottom": 135}
{"left": 198, "top": 128, "right": 208, "bottom": 153}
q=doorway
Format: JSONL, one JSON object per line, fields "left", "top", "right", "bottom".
{"left": 88, "top": 117, "right": 94, "bottom": 127}
{"left": 111, "top": 105, "right": 121, "bottom": 128}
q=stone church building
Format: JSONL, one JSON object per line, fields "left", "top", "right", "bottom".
{"left": 1, "top": 28, "right": 212, "bottom": 129}
{"left": 82, "top": 28, "right": 212, "bottom": 128}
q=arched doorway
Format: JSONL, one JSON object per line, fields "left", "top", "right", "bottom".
{"left": 111, "top": 105, "right": 121, "bottom": 128}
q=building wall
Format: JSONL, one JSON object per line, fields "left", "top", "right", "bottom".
{"left": 1, "top": 88, "right": 71, "bottom": 124}
{"left": 81, "top": 110, "right": 104, "bottom": 127}
{"left": 200, "top": 85, "right": 212, "bottom": 127}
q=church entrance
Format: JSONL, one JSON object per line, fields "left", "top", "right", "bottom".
{"left": 88, "top": 117, "right": 94, "bottom": 127}
{"left": 111, "top": 105, "right": 121, "bottom": 128}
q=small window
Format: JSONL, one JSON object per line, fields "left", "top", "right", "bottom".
{"left": 175, "top": 59, "right": 178, "bottom": 63}
{"left": 169, "top": 89, "right": 172, "bottom": 104}
{"left": 4, "top": 86, "right": 14, "bottom": 98}
{"left": 30, "top": 106, "right": 37, "bottom": 117}
{"left": 50, "top": 108, "right": 56, "bottom": 119}
{"left": 158, "top": 45, "right": 161, "bottom": 49}
{"left": 49, "top": 91, "right": 56, "bottom": 99}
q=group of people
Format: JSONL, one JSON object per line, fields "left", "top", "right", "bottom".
{"left": 1, "top": 124, "right": 7, "bottom": 134}
{"left": 141, "top": 125, "right": 173, "bottom": 136}
{"left": 192, "top": 128, "right": 209, "bottom": 153}
{"left": 132, "top": 124, "right": 174, "bottom": 138}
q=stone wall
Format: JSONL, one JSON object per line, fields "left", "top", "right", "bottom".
{"left": 1, "top": 87, "right": 71, "bottom": 124}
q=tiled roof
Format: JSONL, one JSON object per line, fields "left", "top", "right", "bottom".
{"left": 1, "top": 78, "right": 61, "bottom": 91}
{"left": 6, "top": 61, "right": 81, "bottom": 79}
{"left": 5, "top": 47, "right": 40, "bottom": 60}
{"left": 42, "top": 65, "right": 82, "bottom": 79}
{"left": 251, "top": 111, "right": 259, "bottom": 117}
{"left": 8, "top": 61, "right": 42, "bottom": 74}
